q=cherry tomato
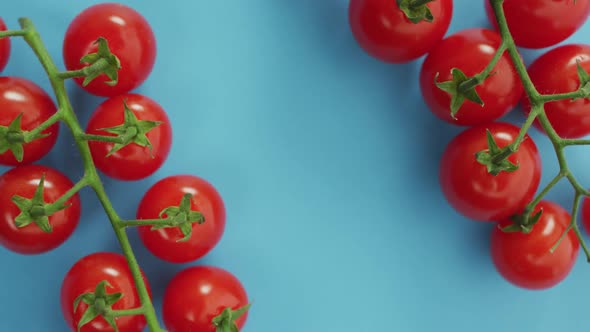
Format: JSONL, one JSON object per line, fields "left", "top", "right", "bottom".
{"left": 581, "top": 196, "right": 590, "bottom": 236}
{"left": 62, "top": 3, "right": 156, "bottom": 97}
{"left": 0, "top": 165, "right": 80, "bottom": 254}
{"left": 485, "top": 0, "right": 590, "bottom": 49}
{"left": 61, "top": 252, "right": 151, "bottom": 332}
{"left": 0, "top": 17, "right": 10, "bottom": 72}
{"left": 523, "top": 44, "right": 590, "bottom": 138}
{"left": 136, "top": 175, "right": 226, "bottom": 263}
{"left": 0, "top": 77, "right": 60, "bottom": 166}
{"left": 420, "top": 28, "right": 523, "bottom": 126}
{"left": 86, "top": 93, "right": 172, "bottom": 181}
{"left": 439, "top": 122, "right": 542, "bottom": 221}
{"left": 491, "top": 200, "right": 579, "bottom": 290}
{"left": 163, "top": 266, "right": 249, "bottom": 332}
{"left": 348, "top": 0, "right": 452, "bottom": 63}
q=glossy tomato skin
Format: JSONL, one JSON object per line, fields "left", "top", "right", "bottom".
{"left": 523, "top": 44, "right": 590, "bottom": 138}
{"left": 0, "top": 77, "right": 60, "bottom": 166}
{"left": 485, "top": 0, "right": 590, "bottom": 49}
{"left": 136, "top": 175, "right": 226, "bottom": 263}
{"left": 86, "top": 93, "right": 172, "bottom": 181}
{"left": 439, "top": 122, "right": 542, "bottom": 221}
{"left": 62, "top": 3, "right": 156, "bottom": 97}
{"left": 0, "top": 17, "right": 10, "bottom": 72}
{"left": 491, "top": 201, "right": 579, "bottom": 290}
{"left": 420, "top": 28, "right": 523, "bottom": 126}
{"left": 0, "top": 165, "right": 80, "bottom": 254}
{"left": 163, "top": 266, "right": 249, "bottom": 332}
{"left": 348, "top": 0, "right": 452, "bottom": 63}
{"left": 61, "top": 252, "right": 151, "bottom": 332}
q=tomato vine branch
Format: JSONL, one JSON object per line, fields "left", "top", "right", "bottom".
{"left": 14, "top": 17, "right": 164, "bottom": 331}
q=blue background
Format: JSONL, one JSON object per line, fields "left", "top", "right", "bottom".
{"left": 2, "top": 0, "right": 590, "bottom": 331}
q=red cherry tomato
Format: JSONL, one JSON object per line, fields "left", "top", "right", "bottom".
{"left": 420, "top": 28, "right": 523, "bottom": 126}
{"left": 0, "top": 17, "right": 10, "bottom": 72}
{"left": 523, "top": 44, "right": 590, "bottom": 138}
{"left": 86, "top": 93, "right": 172, "bottom": 181}
{"left": 491, "top": 200, "right": 579, "bottom": 290}
{"left": 439, "top": 122, "right": 542, "bottom": 221}
{"left": 62, "top": 3, "right": 156, "bottom": 97}
{"left": 61, "top": 252, "right": 151, "bottom": 332}
{"left": 136, "top": 175, "right": 226, "bottom": 263}
{"left": 581, "top": 196, "right": 590, "bottom": 236}
{"left": 348, "top": 0, "right": 452, "bottom": 63}
{"left": 163, "top": 266, "right": 249, "bottom": 332}
{"left": 485, "top": 0, "right": 590, "bottom": 49}
{"left": 0, "top": 77, "right": 60, "bottom": 166}
{"left": 0, "top": 165, "right": 80, "bottom": 254}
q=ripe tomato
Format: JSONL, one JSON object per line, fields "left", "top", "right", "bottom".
{"left": 485, "top": 0, "right": 590, "bottom": 49}
{"left": 0, "top": 77, "right": 60, "bottom": 166}
{"left": 348, "top": 0, "right": 452, "bottom": 63}
{"left": 62, "top": 3, "right": 156, "bottom": 97}
{"left": 61, "top": 252, "right": 151, "bottom": 332}
{"left": 0, "top": 17, "right": 10, "bottom": 72}
{"left": 420, "top": 28, "right": 523, "bottom": 126}
{"left": 163, "top": 266, "right": 249, "bottom": 332}
{"left": 581, "top": 196, "right": 590, "bottom": 236}
{"left": 0, "top": 165, "right": 80, "bottom": 254}
{"left": 523, "top": 44, "right": 590, "bottom": 138}
{"left": 491, "top": 200, "right": 579, "bottom": 290}
{"left": 136, "top": 175, "right": 226, "bottom": 263}
{"left": 86, "top": 93, "right": 172, "bottom": 181}
{"left": 439, "top": 122, "right": 542, "bottom": 221}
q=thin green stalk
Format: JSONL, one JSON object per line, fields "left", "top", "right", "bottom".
{"left": 50, "top": 176, "right": 90, "bottom": 208}
{"left": 25, "top": 111, "right": 62, "bottom": 141}
{"left": 110, "top": 307, "right": 146, "bottom": 318}
{"left": 540, "top": 90, "right": 586, "bottom": 103}
{"left": 80, "top": 133, "right": 124, "bottom": 144}
{"left": 16, "top": 17, "right": 163, "bottom": 331}
{"left": 119, "top": 219, "right": 170, "bottom": 228}
{"left": 0, "top": 29, "right": 26, "bottom": 37}
{"left": 524, "top": 172, "right": 565, "bottom": 212}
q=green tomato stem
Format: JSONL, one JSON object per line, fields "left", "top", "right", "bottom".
{"left": 25, "top": 111, "right": 62, "bottom": 142}
{"left": 539, "top": 90, "right": 586, "bottom": 103}
{"left": 118, "top": 218, "right": 170, "bottom": 228}
{"left": 0, "top": 29, "right": 26, "bottom": 37}
{"left": 80, "top": 133, "right": 124, "bottom": 144}
{"left": 17, "top": 17, "right": 164, "bottom": 331}
{"left": 57, "top": 58, "right": 111, "bottom": 80}
{"left": 109, "top": 307, "right": 146, "bottom": 318}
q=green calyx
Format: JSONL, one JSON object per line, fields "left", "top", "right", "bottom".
{"left": 475, "top": 129, "right": 519, "bottom": 176}
{"left": 573, "top": 60, "right": 590, "bottom": 100}
{"left": 501, "top": 209, "right": 543, "bottom": 234}
{"left": 435, "top": 68, "right": 484, "bottom": 119}
{"left": 397, "top": 0, "right": 436, "bottom": 23}
{"left": 80, "top": 37, "right": 121, "bottom": 87}
{"left": 152, "top": 193, "right": 205, "bottom": 242}
{"left": 212, "top": 304, "right": 251, "bottom": 332}
{"left": 0, "top": 113, "right": 49, "bottom": 162}
{"left": 73, "top": 280, "right": 124, "bottom": 332}
{"left": 11, "top": 174, "right": 69, "bottom": 233}
{"left": 98, "top": 100, "right": 162, "bottom": 157}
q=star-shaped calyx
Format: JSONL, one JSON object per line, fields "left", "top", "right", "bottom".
{"left": 98, "top": 100, "right": 162, "bottom": 157}
{"left": 212, "top": 304, "right": 251, "bottom": 332}
{"left": 11, "top": 174, "right": 69, "bottom": 232}
{"left": 475, "top": 129, "right": 519, "bottom": 176}
{"left": 0, "top": 113, "right": 49, "bottom": 162}
{"left": 80, "top": 37, "right": 121, "bottom": 87}
{"left": 397, "top": 0, "right": 436, "bottom": 23}
{"left": 73, "top": 280, "right": 124, "bottom": 332}
{"left": 435, "top": 68, "right": 484, "bottom": 119}
{"left": 152, "top": 194, "right": 205, "bottom": 242}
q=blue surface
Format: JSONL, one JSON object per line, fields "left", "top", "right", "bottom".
{"left": 2, "top": 0, "right": 590, "bottom": 331}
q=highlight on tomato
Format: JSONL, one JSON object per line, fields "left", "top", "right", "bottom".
{"left": 439, "top": 122, "right": 542, "bottom": 222}
{"left": 491, "top": 200, "right": 579, "bottom": 290}
{"left": 348, "top": 0, "right": 453, "bottom": 63}
{"left": 0, "top": 164, "right": 81, "bottom": 254}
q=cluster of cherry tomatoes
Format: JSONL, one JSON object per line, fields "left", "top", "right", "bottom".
{"left": 348, "top": 0, "right": 590, "bottom": 290}
{"left": 0, "top": 3, "right": 248, "bottom": 331}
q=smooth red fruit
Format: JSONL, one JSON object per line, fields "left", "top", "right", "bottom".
{"left": 163, "top": 266, "right": 249, "bottom": 332}
{"left": 0, "top": 17, "right": 10, "bottom": 72}
{"left": 523, "top": 44, "right": 590, "bottom": 138}
{"left": 0, "top": 165, "right": 80, "bottom": 254}
{"left": 491, "top": 200, "right": 579, "bottom": 290}
{"left": 62, "top": 3, "right": 156, "bottom": 97}
{"left": 136, "top": 175, "right": 226, "bottom": 263}
{"left": 86, "top": 93, "right": 172, "bottom": 181}
{"left": 61, "top": 252, "right": 151, "bottom": 332}
{"left": 485, "top": 0, "right": 590, "bottom": 49}
{"left": 348, "top": 0, "right": 452, "bottom": 63}
{"left": 581, "top": 196, "right": 590, "bottom": 236}
{"left": 439, "top": 122, "right": 542, "bottom": 221}
{"left": 0, "top": 77, "right": 60, "bottom": 166}
{"left": 420, "top": 28, "right": 523, "bottom": 126}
